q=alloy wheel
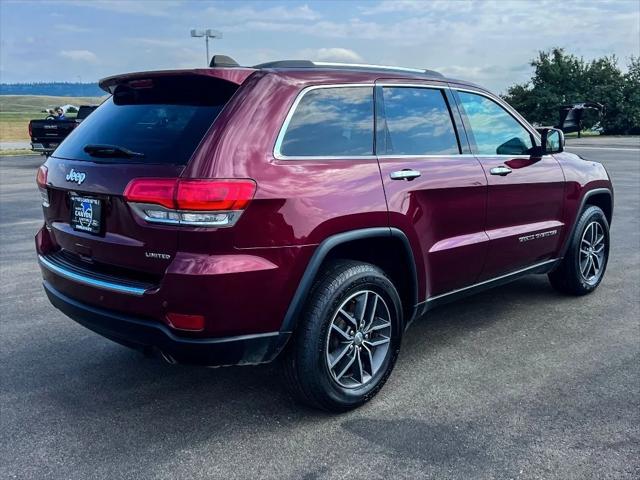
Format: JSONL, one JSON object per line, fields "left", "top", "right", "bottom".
{"left": 325, "top": 290, "right": 392, "bottom": 389}
{"left": 579, "top": 221, "right": 606, "bottom": 283}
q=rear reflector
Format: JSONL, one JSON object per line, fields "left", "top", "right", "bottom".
{"left": 165, "top": 312, "right": 205, "bottom": 331}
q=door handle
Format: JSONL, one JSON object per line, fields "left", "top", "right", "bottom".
{"left": 490, "top": 165, "right": 512, "bottom": 176}
{"left": 390, "top": 169, "right": 421, "bottom": 181}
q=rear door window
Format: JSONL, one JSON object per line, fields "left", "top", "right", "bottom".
{"left": 378, "top": 87, "right": 460, "bottom": 155}
{"left": 53, "top": 76, "right": 237, "bottom": 165}
{"left": 278, "top": 86, "right": 374, "bottom": 157}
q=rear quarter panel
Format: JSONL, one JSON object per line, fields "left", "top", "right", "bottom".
{"left": 184, "top": 71, "right": 389, "bottom": 248}
{"left": 183, "top": 72, "right": 389, "bottom": 332}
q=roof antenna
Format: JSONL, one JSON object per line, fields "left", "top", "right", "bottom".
{"left": 210, "top": 55, "right": 240, "bottom": 68}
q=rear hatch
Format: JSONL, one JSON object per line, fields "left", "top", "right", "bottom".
{"left": 41, "top": 72, "right": 248, "bottom": 280}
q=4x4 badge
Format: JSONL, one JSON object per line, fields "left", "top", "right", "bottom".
{"left": 66, "top": 169, "right": 86, "bottom": 185}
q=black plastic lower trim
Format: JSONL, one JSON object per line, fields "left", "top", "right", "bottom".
{"left": 279, "top": 227, "right": 419, "bottom": 333}
{"left": 419, "top": 258, "right": 559, "bottom": 316}
{"left": 558, "top": 188, "right": 613, "bottom": 258}
{"left": 43, "top": 282, "right": 289, "bottom": 367}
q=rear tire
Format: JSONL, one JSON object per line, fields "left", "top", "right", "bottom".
{"left": 282, "top": 260, "right": 403, "bottom": 412}
{"left": 549, "top": 205, "right": 610, "bottom": 295}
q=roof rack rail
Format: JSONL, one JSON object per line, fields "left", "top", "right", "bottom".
{"left": 253, "top": 60, "right": 444, "bottom": 78}
{"left": 253, "top": 60, "right": 315, "bottom": 69}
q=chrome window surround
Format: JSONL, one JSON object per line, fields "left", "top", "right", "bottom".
{"left": 375, "top": 83, "right": 461, "bottom": 158}
{"left": 273, "top": 84, "right": 376, "bottom": 161}
{"left": 273, "top": 83, "right": 541, "bottom": 161}
{"left": 38, "top": 254, "right": 148, "bottom": 296}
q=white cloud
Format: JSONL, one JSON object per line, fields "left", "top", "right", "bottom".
{"left": 59, "top": 50, "right": 98, "bottom": 63}
{"left": 361, "top": 0, "right": 467, "bottom": 15}
{"left": 2, "top": 0, "right": 638, "bottom": 92}
{"left": 299, "top": 48, "right": 364, "bottom": 63}
{"left": 60, "top": 0, "right": 181, "bottom": 17}
{"left": 205, "top": 4, "right": 320, "bottom": 24}
{"left": 128, "top": 37, "right": 184, "bottom": 48}
{"left": 54, "top": 24, "right": 92, "bottom": 33}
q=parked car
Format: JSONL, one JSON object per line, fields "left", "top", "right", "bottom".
{"left": 35, "top": 60, "right": 613, "bottom": 411}
{"left": 29, "top": 105, "right": 98, "bottom": 155}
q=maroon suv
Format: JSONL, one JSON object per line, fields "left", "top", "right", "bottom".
{"left": 35, "top": 59, "right": 613, "bottom": 411}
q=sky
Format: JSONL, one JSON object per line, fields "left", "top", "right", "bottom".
{"left": 1, "top": 0, "right": 639, "bottom": 93}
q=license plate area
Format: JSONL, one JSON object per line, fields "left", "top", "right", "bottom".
{"left": 70, "top": 195, "right": 103, "bottom": 235}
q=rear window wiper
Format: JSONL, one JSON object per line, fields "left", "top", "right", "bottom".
{"left": 83, "top": 144, "right": 145, "bottom": 158}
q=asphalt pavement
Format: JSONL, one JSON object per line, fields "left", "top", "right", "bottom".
{"left": 1, "top": 138, "right": 638, "bottom": 479}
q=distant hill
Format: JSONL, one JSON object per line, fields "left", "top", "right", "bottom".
{"left": 0, "top": 95, "right": 105, "bottom": 113}
{"left": 0, "top": 82, "right": 104, "bottom": 97}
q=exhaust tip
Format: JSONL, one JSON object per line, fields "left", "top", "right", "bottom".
{"left": 160, "top": 350, "right": 177, "bottom": 365}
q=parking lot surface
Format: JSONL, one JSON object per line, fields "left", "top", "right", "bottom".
{"left": 1, "top": 138, "right": 638, "bottom": 479}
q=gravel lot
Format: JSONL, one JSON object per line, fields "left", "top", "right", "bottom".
{"left": 1, "top": 138, "right": 638, "bottom": 479}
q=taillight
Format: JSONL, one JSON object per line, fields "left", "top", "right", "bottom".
{"left": 123, "top": 178, "right": 176, "bottom": 209}
{"left": 36, "top": 165, "right": 48, "bottom": 188}
{"left": 176, "top": 180, "right": 256, "bottom": 210}
{"left": 123, "top": 178, "right": 256, "bottom": 227}
{"left": 28, "top": 122, "right": 32, "bottom": 138}
{"left": 36, "top": 165, "right": 49, "bottom": 207}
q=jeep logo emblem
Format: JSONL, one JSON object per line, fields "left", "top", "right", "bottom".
{"left": 66, "top": 169, "right": 86, "bottom": 185}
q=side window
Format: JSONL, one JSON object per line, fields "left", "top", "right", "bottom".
{"left": 279, "top": 87, "right": 373, "bottom": 157}
{"left": 378, "top": 87, "right": 460, "bottom": 155}
{"left": 456, "top": 91, "right": 533, "bottom": 155}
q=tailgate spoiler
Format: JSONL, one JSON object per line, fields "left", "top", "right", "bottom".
{"left": 99, "top": 68, "right": 257, "bottom": 94}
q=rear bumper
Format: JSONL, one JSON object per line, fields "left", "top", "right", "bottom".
{"left": 31, "top": 142, "right": 56, "bottom": 153}
{"left": 44, "top": 281, "right": 290, "bottom": 367}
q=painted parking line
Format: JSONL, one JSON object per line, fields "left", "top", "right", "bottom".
{"left": 567, "top": 146, "right": 640, "bottom": 151}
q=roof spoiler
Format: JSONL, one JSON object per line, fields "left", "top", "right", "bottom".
{"left": 98, "top": 68, "right": 256, "bottom": 94}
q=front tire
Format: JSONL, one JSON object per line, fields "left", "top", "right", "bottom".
{"left": 549, "top": 205, "right": 610, "bottom": 295}
{"left": 282, "top": 260, "right": 403, "bottom": 412}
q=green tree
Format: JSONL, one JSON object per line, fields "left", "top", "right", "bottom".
{"left": 503, "top": 48, "right": 639, "bottom": 135}
{"left": 622, "top": 56, "right": 640, "bottom": 134}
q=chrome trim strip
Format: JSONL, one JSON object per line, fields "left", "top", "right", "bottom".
{"left": 38, "top": 255, "right": 148, "bottom": 296}
{"left": 426, "top": 259, "right": 557, "bottom": 303}
{"left": 128, "top": 203, "right": 243, "bottom": 227}
{"left": 273, "top": 83, "right": 374, "bottom": 161}
{"left": 375, "top": 82, "right": 445, "bottom": 89}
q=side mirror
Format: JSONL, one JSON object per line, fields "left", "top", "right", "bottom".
{"left": 537, "top": 127, "right": 564, "bottom": 154}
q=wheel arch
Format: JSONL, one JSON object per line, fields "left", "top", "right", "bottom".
{"left": 560, "top": 187, "right": 613, "bottom": 258}
{"left": 280, "top": 227, "right": 419, "bottom": 335}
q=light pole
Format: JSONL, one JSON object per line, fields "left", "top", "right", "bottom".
{"left": 190, "top": 29, "right": 223, "bottom": 66}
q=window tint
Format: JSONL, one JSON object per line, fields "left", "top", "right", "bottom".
{"left": 457, "top": 91, "right": 533, "bottom": 155}
{"left": 379, "top": 87, "right": 459, "bottom": 155}
{"left": 279, "top": 87, "right": 373, "bottom": 157}
{"left": 54, "top": 76, "right": 236, "bottom": 165}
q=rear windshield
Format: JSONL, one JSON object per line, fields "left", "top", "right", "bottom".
{"left": 53, "top": 76, "right": 237, "bottom": 165}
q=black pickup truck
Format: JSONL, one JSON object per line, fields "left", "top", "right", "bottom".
{"left": 29, "top": 105, "right": 98, "bottom": 155}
